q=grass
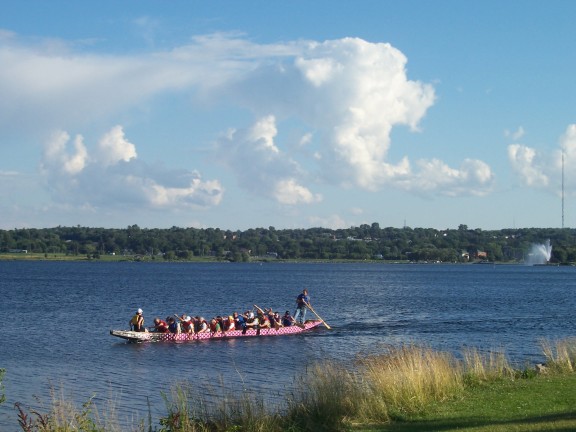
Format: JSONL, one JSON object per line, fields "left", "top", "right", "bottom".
{"left": 363, "top": 373, "right": 576, "bottom": 431}
{"left": 6, "top": 339, "right": 576, "bottom": 432}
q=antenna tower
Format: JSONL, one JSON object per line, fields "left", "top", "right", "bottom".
{"left": 562, "top": 150, "right": 565, "bottom": 229}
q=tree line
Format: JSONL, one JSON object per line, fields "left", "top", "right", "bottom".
{"left": 1, "top": 224, "right": 575, "bottom": 263}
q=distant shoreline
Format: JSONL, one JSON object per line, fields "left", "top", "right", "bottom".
{"left": 0, "top": 252, "right": 529, "bottom": 265}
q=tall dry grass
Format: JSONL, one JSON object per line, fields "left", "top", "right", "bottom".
{"left": 462, "top": 347, "right": 516, "bottom": 385}
{"left": 285, "top": 362, "right": 366, "bottom": 431}
{"left": 285, "top": 344, "right": 518, "bottom": 429}
{"left": 540, "top": 337, "right": 576, "bottom": 373}
{"left": 159, "top": 381, "right": 282, "bottom": 432}
{"left": 359, "top": 345, "right": 464, "bottom": 416}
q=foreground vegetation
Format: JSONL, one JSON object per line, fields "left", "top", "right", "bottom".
{"left": 1, "top": 224, "right": 576, "bottom": 263}
{"left": 4, "top": 338, "right": 575, "bottom": 431}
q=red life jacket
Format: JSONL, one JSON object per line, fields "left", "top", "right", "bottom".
{"left": 156, "top": 320, "right": 168, "bottom": 333}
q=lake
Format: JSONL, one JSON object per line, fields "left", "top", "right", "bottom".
{"left": 0, "top": 261, "right": 575, "bottom": 429}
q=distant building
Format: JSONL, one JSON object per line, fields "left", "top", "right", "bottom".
{"left": 475, "top": 251, "right": 488, "bottom": 260}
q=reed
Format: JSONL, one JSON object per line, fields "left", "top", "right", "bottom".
{"left": 158, "top": 381, "right": 282, "bottom": 432}
{"left": 540, "top": 337, "right": 576, "bottom": 373}
{"left": 357, "top": 345, "right": 464, "bottom": 418}
{"left": 14, "top": 392, "right": 112, "bottom": 432}
{"left": 285, "top": 362, "right": 366, "bottom": 431}
{"left": 461, "top": 347, "right": 515, "bottom": 385}
{"left": 12, "top": 385, "right": 144, "bottom": 432}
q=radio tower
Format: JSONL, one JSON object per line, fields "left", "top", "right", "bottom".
{"left": 562, "top": 149, "right": 565, "bottom": 229}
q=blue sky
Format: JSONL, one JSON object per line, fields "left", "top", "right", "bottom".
{"left": 1, "top": 1, "right": 575, "bottom": 231}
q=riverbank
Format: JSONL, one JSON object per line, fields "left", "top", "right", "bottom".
{"left": 0, "top": 252, "right": 519, "bottom": 265}
{"left": 7, "top": 339, "right": 575, "bottom": 431}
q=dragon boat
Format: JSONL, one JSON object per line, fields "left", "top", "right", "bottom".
{"left": 110, "top": 320, "right": 323, "bottom": 343}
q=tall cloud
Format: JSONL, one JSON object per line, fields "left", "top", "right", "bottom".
{"left": 216, "top": 37, "right": 493, "bottom": 196}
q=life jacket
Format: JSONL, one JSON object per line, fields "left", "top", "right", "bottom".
{"left": 130, "top": 314, "right": 144, "bottom": 331}
{"left": 156, "top": 320, "right": 168, "bottom": 333}
{"left": 181, "top": 319, "right": 193, "bottom": 331}
{"left": 235, "top": 315, "right": 246, "bottom": 328}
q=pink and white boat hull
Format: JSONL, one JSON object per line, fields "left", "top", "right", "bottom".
{"left": 110, "top": 320, "right": 322, "bottom": 342}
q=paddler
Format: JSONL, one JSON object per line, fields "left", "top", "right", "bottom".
{"left": 176, "top": 314, "right": 194, "bottom": 333}
{"left": 129, "top": 308, "right": 145, "bottom": 332}
{"left": 294, "top": 289, "right": 310, "bottom": 324}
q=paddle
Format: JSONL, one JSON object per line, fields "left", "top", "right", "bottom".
{"left": 303, "top": 300, "right": 331, "bottom": 329}
{"left": 253, "top": 304, "right": 266, "bottom": 315}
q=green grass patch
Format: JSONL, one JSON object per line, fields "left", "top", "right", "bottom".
{"left": 362, "top": 373, "right": 576, "bottom": 431}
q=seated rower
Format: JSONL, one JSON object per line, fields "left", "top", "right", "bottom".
{"left": 195, "top": 316, "right": 209, "bottom": 333}
{"left": 222, "top": 315, "right": 235, "bottom": 331}
{"left": 233, "top": 312, "right": 246, "bottom": 332}
{"left": 244, "top": 312, "right": 259, "bottom": 333}
{"left": 282, "top": 311, "right": 295, "bottom": 327}
{"left": 177, "top": 314, "right": 194, "bottom": 333}
{"left": 270, "top": 311, "right": 283, "bottom": 329}
{"left": 258, "top": 312, "right": 271, "bottom": 329}
{"left": 152, "top": 317, "right": 169, "bottom": 333}
{"left": 266, "top": 308, "right": 276, "bottom": 325}
{"left": 209, "top": 318, "right": 221, "bottom": 333}
{"left": 167, "top": 317, "right": 181, "bottom": 334}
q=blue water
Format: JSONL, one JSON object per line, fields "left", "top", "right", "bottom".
{"left": 0, "top": 261, "right": 575, "bottom": 429}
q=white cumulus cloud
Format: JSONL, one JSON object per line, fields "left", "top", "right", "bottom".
{"left": 96, "top": 125, "right": 137, "bottom": 166}
{"left": 214, "top": 36, "right": 492, "bottom": 196}
{"left": 41, "top": 126, "right": 223, "bottom": 210}
{"left": 408, "top": 158, "right": 494, "bottom": 197}
{"left": 508, "top": 124, "right": 576, "bottom": 195}
{"left": 215, "top": 115, "right": 321, "bottom": 205}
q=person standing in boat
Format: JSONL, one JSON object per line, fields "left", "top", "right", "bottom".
{"left": 294, "top": 289, "right": 310, "bottom": 324}
{"left": 129, "top": 308, "right": 145, "bottom": 332}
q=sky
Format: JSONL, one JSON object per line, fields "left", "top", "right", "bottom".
{"left": 1, "top": 1, "right": 576, "bottom": 231}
